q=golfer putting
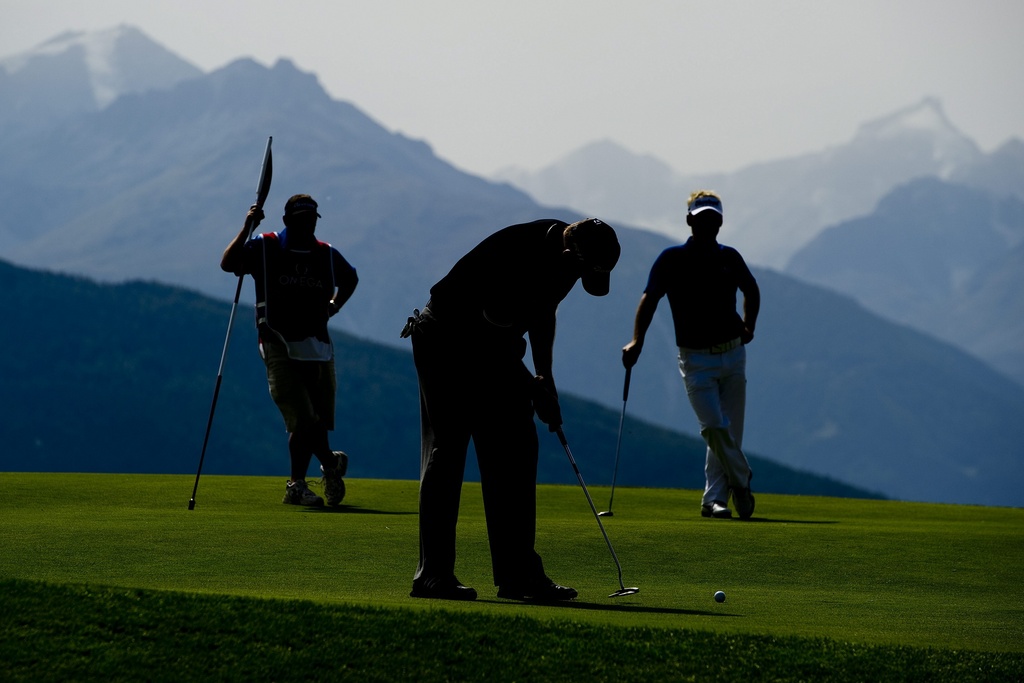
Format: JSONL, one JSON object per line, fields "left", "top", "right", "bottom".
{"left": 401, "top": 218, "right": 621, "bottom": 601}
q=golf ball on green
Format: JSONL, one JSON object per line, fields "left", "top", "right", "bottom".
{"left": 714, "top": 590, "right": 726, "bottom": 603}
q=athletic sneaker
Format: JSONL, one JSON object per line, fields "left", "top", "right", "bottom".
{"left": 320, "top": 461, "right": 347, "bottom": 507}
{"left": 332, "top": 450, "right": 349, "bottom": 477}
{"left": 497, "top": 578, "right": 578, "bottom": 601}
{"left": 732, "top": 487, "right": 755, "bottom": 520}
{"left": 282, "top": 479, "right": 324, "bottom": 507}
{"left": 701, "top": 501, "right": 733, "bottom": 519}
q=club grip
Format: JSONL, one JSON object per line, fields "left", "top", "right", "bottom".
{"left": 623, "top": 366, "right": 631, "bottom": 402}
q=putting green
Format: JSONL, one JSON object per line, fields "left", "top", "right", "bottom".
{"left": 1, "top": 473, "right": 1021, "bottom": 652}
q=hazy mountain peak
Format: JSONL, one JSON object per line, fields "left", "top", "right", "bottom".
{"left": 562, "top": 139, "right": 673, "bottom": 169}
{"left": 855, "top": 97, "right": 957, "bottom": 139}
{"left": 0, "top": 24, "right": 201, "bottom": 119}
{"left": 995, "top": 137, "right": 1024, "bottom": 157}
{"left": 492, "top": 138, "right": 682, "bottom": 226}
{"left": 852, "top": 97, "right": 980, "bottom": 177}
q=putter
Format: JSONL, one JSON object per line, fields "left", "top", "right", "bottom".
{"left": 188, "top": 136, "right": 273, "bottom": 511}
{"left": 555, "top": 426, "right": 639, "bottom": 598}
{"left": 599, "top": 366, "right": 631, "bottom": 517}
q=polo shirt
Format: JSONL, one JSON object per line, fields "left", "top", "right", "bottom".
{"left": 645, "top": 238, "right": 757, "bottom": 349}
{"left": 428, "top": 220, "right": 578, "bottom": 341}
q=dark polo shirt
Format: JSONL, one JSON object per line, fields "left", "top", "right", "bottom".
{"left": 427, "top": 220, "right": 578, "bottom": 354}
{"left": 645, "top": 238, "right": 758, "bottom": 349}
{"left": 240, "top": 231, "right": 357, "bottom": 343}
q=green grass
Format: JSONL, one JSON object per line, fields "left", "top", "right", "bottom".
{"left": 1, "top": 473, "right": 1022, "bottom": 681}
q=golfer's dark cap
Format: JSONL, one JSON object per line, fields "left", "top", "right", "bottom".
{"left": 284, "top": 194, "right": 321, "bottom": 218}
{"left": 567, "top": 218, "right": 620, "bottom": 296}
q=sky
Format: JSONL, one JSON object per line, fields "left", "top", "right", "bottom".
{"left": 2, "top": 1, "right": 1023, "bottom": 178}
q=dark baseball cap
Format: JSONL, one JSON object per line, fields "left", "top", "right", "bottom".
{"left": 567, "top": 218, "right": 620, "bottom": 296}
{"left": 284, "top": 194, "right": 321, "bottom": 217}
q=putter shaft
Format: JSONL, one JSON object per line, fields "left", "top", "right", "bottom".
{"left": 555, "top": 427, "right": 637, "bottom": 597}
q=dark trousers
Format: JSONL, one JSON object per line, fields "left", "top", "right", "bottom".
{"left": 411, "top": 321, "right": 545, "bottom": 588}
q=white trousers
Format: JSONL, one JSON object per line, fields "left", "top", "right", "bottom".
{"left": 678, "top": 344, "right": 753, "bottom": 506}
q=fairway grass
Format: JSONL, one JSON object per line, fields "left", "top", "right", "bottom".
{"left": 2, "top": 473, "right": 1022, "bottom": 680}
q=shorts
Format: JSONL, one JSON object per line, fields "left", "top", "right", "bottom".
{"left": 261, "top": 340, "right": 336, "bottom": 432}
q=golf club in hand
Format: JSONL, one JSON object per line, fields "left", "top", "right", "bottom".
{"left": 599, "top": 366, "right": 631, "bottom": 517}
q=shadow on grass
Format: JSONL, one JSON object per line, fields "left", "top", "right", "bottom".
{"left": 739, "top": 517, "right": 839, "bottom": 524}
{"left": 299, "top": 505, "right": 417, "bottom": 515}
{"left": 477, "top": 599, "right": 735, "bottom": 617}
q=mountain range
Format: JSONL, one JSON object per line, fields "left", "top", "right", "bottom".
{"left": 787, "top": 176, "right": 1024, "bottom": 386}
{"left": 1, "top": 27, "right": 1022, "bottom": 506}
{"left": 0, "top": 25, "right": 202, "bottom": 132}
{"left": 0, "top": 257, "right": 878, "bottom": 502}
{"left": 499, "top": 108, "right": 1024, "bottom": 389}
{"left": 495, "top": 98, "right": 1015, "bottom": 270}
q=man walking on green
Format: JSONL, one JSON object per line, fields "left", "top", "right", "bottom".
{"left": 622, "top": 191, "right": 759, "bottom": 519}
{"left": 221, "top": 194, "right": 358, "bottom": 507}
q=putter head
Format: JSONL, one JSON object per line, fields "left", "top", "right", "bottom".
{"left": 609, "top": 587, "right": 640, "bottom": 598}
{"left": 597, "top": 510, "right": 614, "bottom": 517}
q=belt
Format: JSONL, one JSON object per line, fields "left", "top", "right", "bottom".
{"left": 680, "top": 337, "right": 742, "bottom": 355}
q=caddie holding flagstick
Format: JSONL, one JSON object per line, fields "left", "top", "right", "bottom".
{"left": 622, "top": 190, "right": 760, "bottom": 520}
{"left": 221, "top": 193, "right": 359, "bottom": 507}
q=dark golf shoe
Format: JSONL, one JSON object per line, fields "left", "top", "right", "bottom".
{"left": 497, "top": 578, "right": 578, "bottom": 602}
{"left": 282, "top": 480, "right": 324, "bottom": 507}
{"left": 320, "top": 460, "right": 347, "bottom": 507}
{"left": 733, "top": 487, "right": 755, "bottom": 519}
{"left": 410, "top": 576, "right": 478, "bottom": 601}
